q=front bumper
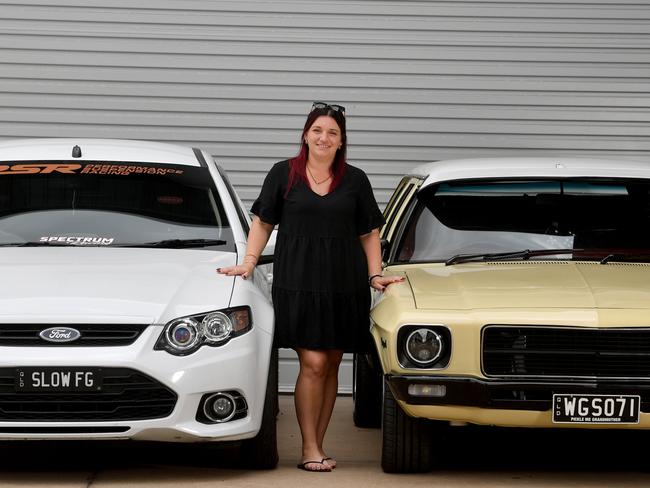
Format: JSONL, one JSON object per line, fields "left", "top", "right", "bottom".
{"left": 0, "top": 325, "right": 273, "bottom": 441}
{"left": 388, "top": 374, "right": 650, "bottom": 428}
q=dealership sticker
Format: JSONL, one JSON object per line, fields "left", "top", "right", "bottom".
{"left": 40, "top": 236, "right": 115, "bottom": 246}
{"left": 81, "top": 164, "right": 184, "bottom": 176}
{"left": 0, "top": 162, "right": 184, "bottom": 176}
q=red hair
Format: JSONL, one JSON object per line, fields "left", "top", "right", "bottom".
{"left": 285, "top": 107, "right": 347, "bottom": 198}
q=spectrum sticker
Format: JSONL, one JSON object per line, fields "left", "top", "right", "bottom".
{"left": 40, "top": 236, "right": 115, "bottom": 246}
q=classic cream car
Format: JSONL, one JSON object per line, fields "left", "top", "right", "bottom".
{"left": 353, "top": 157, "right": 650, "bottom": 473}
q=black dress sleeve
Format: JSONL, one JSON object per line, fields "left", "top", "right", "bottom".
{"left": 250, "top": 161, "right": 286, "bottom": 225}
{"left": 355, "top": 168, "right": 385, "bottom": 235}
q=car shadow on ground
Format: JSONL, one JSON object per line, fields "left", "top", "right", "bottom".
{"left": 0, "top": 440, "right": 249, "bottom": 472}
{"left": 427, "top": 426, "right": 649, "bottom": 472}
{"left": 0, "top": 427, "right": 648, "bottom": 474}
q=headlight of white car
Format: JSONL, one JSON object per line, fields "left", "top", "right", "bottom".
{"left": 155, "top": 307, "right": 252, "bottom": 355}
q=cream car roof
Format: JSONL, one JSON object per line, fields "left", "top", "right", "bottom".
{"left": 0, "top": 138, "right": 201, "bottom": 166}
{"left": 412, "top": 157, "right": 650, "bottom": 189}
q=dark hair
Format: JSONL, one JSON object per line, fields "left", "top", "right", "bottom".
{"left": 285, "top": 107, "right": 347, "bottom": 197}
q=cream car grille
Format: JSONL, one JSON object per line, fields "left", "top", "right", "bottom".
{"left": 483, "top": 326, "right": 650, "bottom": 378}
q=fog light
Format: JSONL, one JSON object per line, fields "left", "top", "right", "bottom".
{"left": 408, "top": 384, "right": 447, "bottom": 398}
{"left": 405, "top": 328, "right": 443, "bottom": 365}
{"left": 203, "top": 392, "right": 237, "bottom": 423}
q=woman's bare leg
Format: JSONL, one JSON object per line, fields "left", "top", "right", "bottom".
{"left": 317, "top": 350, "right": 343, "bottom": 468}
{"left": 294, "top": 348, "right": 331, "bottom": 471}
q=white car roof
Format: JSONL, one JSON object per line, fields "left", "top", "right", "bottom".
{"left": 412, "top": 157, "right": 650, "bottom": 188}
{"left": 0, "top": 138, "right": 202, "bottom": 166}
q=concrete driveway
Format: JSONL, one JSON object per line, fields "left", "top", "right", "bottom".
{"left": 2, "top": 395, "right": 650, "bottom": 487}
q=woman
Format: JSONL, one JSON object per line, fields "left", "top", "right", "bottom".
{"left": 219, "top": 102, "right": 403, "bottom": 472}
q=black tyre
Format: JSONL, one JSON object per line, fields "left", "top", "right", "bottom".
{"left": 381, "top": 378, "right": 432, "bottom": 473}
{"left": 352, "top": 352, "right": 383, "bottom": 428}
{"left": 239, "top": 348, "right": 279, "bottom": 469}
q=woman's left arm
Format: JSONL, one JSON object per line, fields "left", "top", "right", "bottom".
{"left": 359, "top": 228, "right": 404, "bottom": 291}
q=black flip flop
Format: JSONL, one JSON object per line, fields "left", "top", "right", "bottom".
{"left": 297, "top": 459, "right": 332, "bottom": 472}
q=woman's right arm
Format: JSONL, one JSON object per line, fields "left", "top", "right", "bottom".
{"left": 218, "top": 216, "right": 274, "bottom": 279}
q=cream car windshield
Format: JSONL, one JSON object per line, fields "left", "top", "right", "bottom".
{"left": 395, "top": 178, "right": 650, "bottom": 263}
{"left": 0, "top": 161, "right": 235, "bottom": 250}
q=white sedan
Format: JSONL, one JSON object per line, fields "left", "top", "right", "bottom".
{"left": 0, "top": 138, "right": 277, "bottom": 469}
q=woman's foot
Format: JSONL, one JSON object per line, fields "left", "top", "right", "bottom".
{"left": 324, "top": 456, "right": 337, "bottom": 469}
{"left": 297, "top": 459, "right": 332, "bottom": 472}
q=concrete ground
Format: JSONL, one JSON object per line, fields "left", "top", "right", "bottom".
{"left": 2, "top": 395, "right": 650, "bottom": 487}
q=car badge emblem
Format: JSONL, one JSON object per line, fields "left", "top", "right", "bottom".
{"left": 39, "top": 327, "right": 82, "bottom": 343}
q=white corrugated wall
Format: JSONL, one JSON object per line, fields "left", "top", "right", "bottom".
{"left": 1, "top": 0, "right": 649, "bottom": 392}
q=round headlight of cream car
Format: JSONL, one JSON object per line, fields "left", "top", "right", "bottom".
{"left": 405, "top": 328, "right": 443, "bottom": 365}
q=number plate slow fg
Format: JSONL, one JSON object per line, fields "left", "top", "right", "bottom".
{"left": 15, "top": 367, "right": 103, "bottom": 392}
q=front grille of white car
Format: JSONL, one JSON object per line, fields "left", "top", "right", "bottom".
{"left": 0, "top": 324, "right": 149, "bottom": 346}
{"left": 0, "top": 368, "right": 177, "bottom": 421}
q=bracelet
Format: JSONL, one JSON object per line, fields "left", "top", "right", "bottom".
{"left": 368, "top": 274, "right": 382, "bottom": 285}
{"left": 243, "top": 253, "right": 258, "bottom": 263}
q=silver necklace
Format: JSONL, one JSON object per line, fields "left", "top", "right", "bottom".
{"left": 306, "top": 165, "right": 332, "bottom": 185}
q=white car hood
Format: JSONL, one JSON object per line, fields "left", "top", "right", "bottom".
{"left": 0, "top": 248, "right": 236, "bottom": 323}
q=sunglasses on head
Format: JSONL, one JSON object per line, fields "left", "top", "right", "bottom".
{"left": 311, "top": 101, "right": 346, "bottom": 115}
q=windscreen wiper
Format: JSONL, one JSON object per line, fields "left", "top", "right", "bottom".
{"left": 0, "top": 239, "right": 228, "bottom": 248}
{"left": 121, "top": 238, "right": 227, "bottom": 249}
{"left": 599, "top": 252, "right": 650, "bottom": 265}
{"left": 445, "top": 248, "right": 577, "bottom": 266}
{"left": 0, "top": 241, "right": 63, "bottom": 247}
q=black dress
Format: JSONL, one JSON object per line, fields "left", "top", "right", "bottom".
{"left": 251, "top": 160, "right": 385, "bottom": 352}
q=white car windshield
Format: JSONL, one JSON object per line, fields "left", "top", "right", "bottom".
{"left": 396, "top": 178, "right": 650, "bottom": 263}
{"left": 0, "top": 160, "right": 234, "bottom": 250}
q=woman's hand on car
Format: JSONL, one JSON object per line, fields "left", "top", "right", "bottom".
{"left": 217, "top": 262, "right": 255, "bottom": 279}
{"left": 370, "top": 274, "right": 405, "bottom": 291}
